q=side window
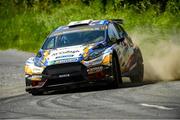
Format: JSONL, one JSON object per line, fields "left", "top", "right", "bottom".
{"left": 114, "top": 23, "right": 134, "bottom": 46}
{"left": 108, "top": 23, "right": 119, "bottom": 43}
{"left": 114, "top": 23, "right": 126, "bottom": 38}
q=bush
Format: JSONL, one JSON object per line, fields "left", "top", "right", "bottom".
{"left": 0, "top": 0, "right": 179, "bottom": 52}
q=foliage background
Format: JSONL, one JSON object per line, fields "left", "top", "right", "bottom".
{"left": 0, "top": 0, "right": 179, "bottom": 52}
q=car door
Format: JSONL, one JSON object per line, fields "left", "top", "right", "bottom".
{"left": 107, "top": 23, "right": 127, "bottom": 72}
{"left": 113, "top": 23, "right": 135, "bottom": 73}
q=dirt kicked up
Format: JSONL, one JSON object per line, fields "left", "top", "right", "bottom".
{"left": 144, "top": 42, "right": 180, "bottom": 81}
{"left": 131, "top": 29, "right": 180, "bottom": 81}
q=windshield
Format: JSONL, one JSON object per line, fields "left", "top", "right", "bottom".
{"left": 42, "top": 30, "right": 105, "bottom": 49}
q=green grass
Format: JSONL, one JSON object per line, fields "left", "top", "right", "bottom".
{"left": 0, "top": 1, "right": 179, "bottom": 53}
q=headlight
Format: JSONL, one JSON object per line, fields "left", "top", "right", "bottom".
{"left": 32, "top": 67, "right": 44, "bottom": 74}
{"left": 25, "top": 65, "right": 44, "bottom": 75}
{"left": 84, "top": 49, "right": 104, "bottom": 61}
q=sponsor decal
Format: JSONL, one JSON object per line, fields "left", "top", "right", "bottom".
{"left": 52, "top": 50, "right": 80, "bottom": 56}
{"left": 87, "top": 66, "right": 103, "bottom": 74}
{"left": 83, "top": 56, "right": 102, "bottom": 67}
{"left": 59, "top": 74, "right": 70, "bottom": 78}
{"left": 83, "top": 45, "right": 94, "bottom": 58}
{"left": 53, "top": 28, "right": 101, "bottom": 36}
{"left": 55, "top": 58, "right": 78, "bottom": 64}
{"left": 55, "top": 54, "right": 74, "bottom": 59}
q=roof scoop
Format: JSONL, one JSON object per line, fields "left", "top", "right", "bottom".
{"left": 68, "top": 20, "right": 93, "bottom": 27}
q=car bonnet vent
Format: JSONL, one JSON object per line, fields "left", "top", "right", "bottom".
{"left": 68, "top": 20, "right": 92, "bottom": 27}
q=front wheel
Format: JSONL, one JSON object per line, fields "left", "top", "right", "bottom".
{"left": 111, "top": 56, "right": 122, "bottom": 88}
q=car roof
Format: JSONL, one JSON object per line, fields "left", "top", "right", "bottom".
{"left": 49, "top": 19, "right": 123, "bottom": 37}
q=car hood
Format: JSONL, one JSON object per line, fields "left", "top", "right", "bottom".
{"left": 49, "top": 45, "right": 85, "bottom": 60}
{"left": 37, "top": 44, "right": 94, "bottom": 66}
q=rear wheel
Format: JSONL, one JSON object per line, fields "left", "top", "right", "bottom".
{"left": 130, "top": 48, "right": 144, "bottom": 83}
{"left": 130, "top": 62, "right": 144, "bottom": 83}
{"left": 111, "top": 56, "right": 122, "bottom": 88}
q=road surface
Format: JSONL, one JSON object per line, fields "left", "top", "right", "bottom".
{"left": 0, "top": 50, "right": 180, "bottom": 119}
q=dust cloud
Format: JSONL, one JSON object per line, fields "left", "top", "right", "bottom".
{"left": 144, "top": 42, "right": 180, "bottom": 81}
{"left": 131, "top": 31, "right": 180, "bottom": 81}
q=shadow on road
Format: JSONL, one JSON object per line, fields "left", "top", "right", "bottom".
{"left": 43, "top": 80, "right": 158, "bottom": 96}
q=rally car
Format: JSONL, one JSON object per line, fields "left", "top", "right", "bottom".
{"left": 24, "top": 19, "right": 144, "bottom": 95}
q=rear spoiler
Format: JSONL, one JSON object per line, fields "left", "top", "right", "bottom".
{"left": 110, "top": 19, "right": 124, "bottom": 24}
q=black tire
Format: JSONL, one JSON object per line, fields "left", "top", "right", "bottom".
{"left": 111, "top": 56, "right": 122, "bottom": 88}
{"left": 31, "top": 90, "right": 43, "bottom": 96}
{"left": 130, "top": 48, "right": 144, "bottom": 83}
{"left": 130, "top": 62, "right": 144, "bottom": 83}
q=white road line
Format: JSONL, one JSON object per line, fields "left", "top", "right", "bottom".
{"left": 140, "top": 103, "right": 174, "bottom": 110}
{"left": 71, "top": 94, "right": 80, "bottom": 99}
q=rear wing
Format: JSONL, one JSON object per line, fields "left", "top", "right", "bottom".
{"left": 110, "top": 19, "right": 124, "bottom": 24}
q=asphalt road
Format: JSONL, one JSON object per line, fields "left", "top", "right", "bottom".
{"left": 0, "top": 50, "right": 180, "bottom": 119}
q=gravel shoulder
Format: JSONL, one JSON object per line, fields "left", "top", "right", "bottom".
{"left": 0, "top": 49, "right": 34, "bottom": 99}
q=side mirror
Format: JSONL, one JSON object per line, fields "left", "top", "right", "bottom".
{"left": 117, "top": 37, "right": 125, "bottom": 44}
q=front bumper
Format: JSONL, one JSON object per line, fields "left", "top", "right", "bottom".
{"left": 25, "top": 62, "right": 112, "bottom": 92}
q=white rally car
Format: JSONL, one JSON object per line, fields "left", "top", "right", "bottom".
{"left": 25, "top": 19, "right": 144, "bottom": 95}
